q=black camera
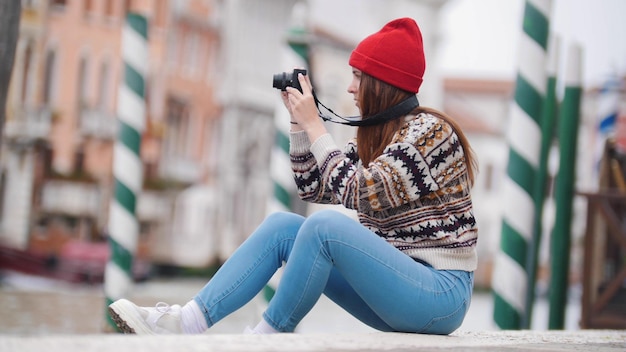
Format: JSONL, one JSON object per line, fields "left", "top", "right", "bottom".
{"left": 272, "top": 69, "right": 307, "bottom": 93}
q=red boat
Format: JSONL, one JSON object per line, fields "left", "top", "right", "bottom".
{"left": 0, "top": 241, "right": 151, "bottom": 284}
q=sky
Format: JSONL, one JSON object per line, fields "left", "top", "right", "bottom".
{"left": 311, "top": 0, "right": 626, "bottom": 89}
{"left": 439, "top": 0, "right": 626, "bottom": 87}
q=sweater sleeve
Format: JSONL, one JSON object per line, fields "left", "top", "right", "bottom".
{"left": 290, "top": 115, "right": 468, "bottom": 212}
{"left": 289, "top": 131, "right": 342, "bottom": 204}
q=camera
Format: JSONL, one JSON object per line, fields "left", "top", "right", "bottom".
{"left": 272, "top": 69, "right": 307, "bottom": 93}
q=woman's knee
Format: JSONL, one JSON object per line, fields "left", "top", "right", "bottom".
{"left": 304, "top": 209, "right": 349, "bottom": 228}
{"left": 240, "top": 212, "right": 303, "bottom": 261}
{"left": 251, "top": 212, "right": 305, "bottom": 241}
{"left": 297, "top": 209, "right": 351, "bottom": 242}
{"left": 265, "top": 211, "right": 306, "bottom": 226}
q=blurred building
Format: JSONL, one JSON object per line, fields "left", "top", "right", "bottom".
{"left": 2, "top": 0, "right": 50, "bottom": 251}
{"left": 445, "top": 73, "right": 626, "bottom": 291}
{"left": 442, "top": 78, "right": 512, "bottom": 288}
{"left": 4, "top": 0, "right": 618, "bottom": 291}
{"left": 0, "top": 0, "right": 310, "bottom": 274}
{"left": 1, "top": 0, "right": 225, "bottom": 270}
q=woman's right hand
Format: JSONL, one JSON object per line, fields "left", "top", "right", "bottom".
{"left": 286, "top": 73, "right": 327, "bottom": 142}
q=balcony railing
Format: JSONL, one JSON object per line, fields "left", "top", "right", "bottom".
{"left": 40, "top": 180, "right": 100, "bottom": 217}
{"left": 4, "top": 106, "right": 51, "bottom": 142}
{"left": 137, "top": 190, "right": 173, "bottom": 222}
{"left": 160, "top": 157, "right": 201, "bottom": 184}
{"left": 40, "top": 178, "right": 175, "bottom": 222}
{"left": 80, "top": 108, "right": 118, "bottom": 139}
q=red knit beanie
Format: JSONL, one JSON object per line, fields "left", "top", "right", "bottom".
{"left": 349, "top": 18, "right": 425, "bottom": 94}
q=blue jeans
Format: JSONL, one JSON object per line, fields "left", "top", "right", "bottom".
{"left": 193, "top": 210, "right": 473, "bottom": 334}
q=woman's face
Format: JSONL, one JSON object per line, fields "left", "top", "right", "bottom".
{"left": 347, "top": 68, "right": 362, "bottom": 109}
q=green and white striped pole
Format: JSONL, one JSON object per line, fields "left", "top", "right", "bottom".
{"left": 264, "top": 3, "right": 310, "bottom": 303}
{"left": 525, "top": 34, "right": 559, "bottom": 329}
{"left": 267, "top": 13, "right": 309, "bottom": 216}
{"left": 548, "top": 43, "right": 583, "bottom": 329}
{"left": 104, "top": 13, "right": 148, "bottom": 331}
{"left": 492, "top": 0, "right": 552, "bottom": 330}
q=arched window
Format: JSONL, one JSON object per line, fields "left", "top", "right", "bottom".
{"left": 83, "top": 0, "right": 94, "bottom": 18}
{"left": 42, "top": 50, "right": 56, "bottom": 105}
{"left": 97, "top": 61, "right": 110, "bottom": 109}
{"left": 77, "top": 56, "right": 89, "bottom": 109}
{"left": 104, "top": 0, "right": 114, "bottom": 18}
{"left": 20, "top": 41, "right": 34, "bottom": 104}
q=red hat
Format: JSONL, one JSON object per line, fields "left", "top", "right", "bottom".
{"left": 349, "top": 18, "right": 425, "bottom": 94}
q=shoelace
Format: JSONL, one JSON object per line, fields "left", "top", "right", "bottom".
{"left": 155, "top": 302, "right": 172, "bottom": 314}
{"left": 147, "top": 302, "right": 174, "bottom": 330}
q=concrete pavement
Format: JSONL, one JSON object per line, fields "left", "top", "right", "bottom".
{"left": 2, "top": 271, "right": 624, "bottom": 351}
{"left": 1, "top": 330, "right": 625, "bottom": 352}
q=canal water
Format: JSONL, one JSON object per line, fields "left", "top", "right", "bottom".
{"left": 0, "top": 270, "right": 581, "bottom": 335}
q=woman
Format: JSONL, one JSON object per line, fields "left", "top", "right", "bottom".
{"left": 109, "top": 17, "right": 478, "bottom": 335}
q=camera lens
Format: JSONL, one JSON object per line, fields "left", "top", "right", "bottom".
{"left": 272, "top": 72, "right": 291, "bottom": 91}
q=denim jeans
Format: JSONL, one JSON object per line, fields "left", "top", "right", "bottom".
{"left": 193, "top": 210, "right": 473, "bottom": 334}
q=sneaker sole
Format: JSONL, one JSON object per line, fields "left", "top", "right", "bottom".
{"left": 108, "top": 299, "right": 155, "bottom": 335}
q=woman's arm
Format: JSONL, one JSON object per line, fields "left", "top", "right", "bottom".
{"left": 307, "top": 115, "right": 469, "bottom": 212}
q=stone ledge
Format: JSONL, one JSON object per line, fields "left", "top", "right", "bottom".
{"left": 1, "top": 330, "right": 625, "bottom": 352}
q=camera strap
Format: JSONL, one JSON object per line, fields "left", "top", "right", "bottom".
{"left": 313, "top": 92, "right": 420, "bottom": 127}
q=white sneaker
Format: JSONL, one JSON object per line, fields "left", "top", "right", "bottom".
{"left": 108, "top": 299, "right": 183, "bottom": 334}
{"left": 243, "top": 326, "right": 261, "bottom": 334}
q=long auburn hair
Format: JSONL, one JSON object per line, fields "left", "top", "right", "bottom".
{"left": 356, "top": 73, "right": 478, "bottom": 186}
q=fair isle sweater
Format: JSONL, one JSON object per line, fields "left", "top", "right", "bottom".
{"left": 290, "top": 113, "right": 478, "bottom": 271}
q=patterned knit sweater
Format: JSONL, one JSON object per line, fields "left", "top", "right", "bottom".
{"left": 290, "top": 113, "right": 478, "bottom": 271}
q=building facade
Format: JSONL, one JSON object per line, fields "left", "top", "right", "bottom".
{"left": 6, "top": 0, "right": 613, "bottom": 290}
{"left": 1, "top": 0, "right": 316, "bottom": 269}
{"left": 1, "top": 0, "right": 224, "bottom": 267}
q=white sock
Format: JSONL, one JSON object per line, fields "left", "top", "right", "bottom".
{"left": 251, "top": 318, "right": 279, "bottom": 334}
{"left": 180, "top": 300, "right": 208, "bottom": 334}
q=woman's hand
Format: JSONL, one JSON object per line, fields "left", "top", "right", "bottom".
{"left": 280, "top": 90, "right": 294, "bottom": 117}
{"left": 285, "top": 73, "right": 327, "bottom": 141}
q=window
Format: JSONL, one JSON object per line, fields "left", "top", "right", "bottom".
{"left": 50, "top": 0, "right": 66, "bottom": 7}
{"left": 0, "top": 170, "right": 5, "bottom": 223}
{"left": 144, "top": 161, "right": 158, "bottom": 182}
{"left": 154, "top": 0, "right": 167, "bottom": 28}
{"left": 49, "top": 0, "right": 66, "bottom": 13}
{"left": 104, "top": 0, "right": 114, "bottom": 18}
{"left": 122, "top": 0, "right": 132, "bottom": 16}
{"left": 22, "top": 0, "right": 36, "bottom": 9}
{"left": 184, "top": 33, "right": 200, "bottom": 77}
{"left": 73, "top": 146, "right": 85, "bottom": 175}
{"left": 83, "top": 0, "right": 94, "bottom": 17}
{"left": 205, "top": 116, "right": 220, "bottom": 172}
{"left": 205, "top": 38, "right": 219, "bottom": 85}
{"left": 167, "top": 29, "right": 180, "bottom": 70}
{"left": 165, "top": 97, "right": 190, "bottom": 158}
{"left": 77, "top": 57, "right": 89, "bottom": 109}
{"left": 20, "top": 42, "right": 34, "bottom": 104}
{"left": 43, "top": 145, "right": 54, "bottom": 178}
{"left": 42, "top": 50, "right": 56, "bottom": 105}
{"left": 97, "top": 61, "right": 110, "bottom": 109}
